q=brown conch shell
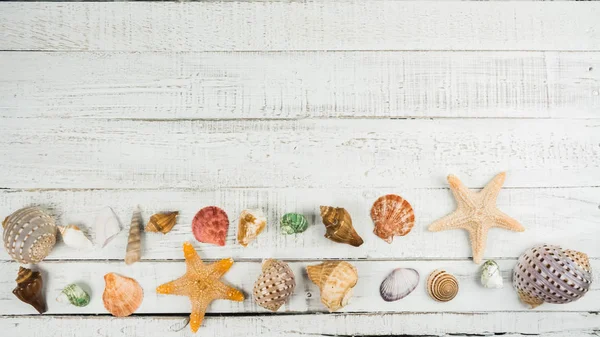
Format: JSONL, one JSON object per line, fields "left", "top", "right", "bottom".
{"left": 427, "top": 269, "right": 459, "bottom": 302}
{"left": 513, "top": 245, "right": 593, "bottom": 308}
{"left": 13, "top": 267, "right": 47, "bottom": 314}
{"left": 319, "top": 206, "right": 364, "bottom": 247}
{"left": 125, "top": 207, "right": 142, "bottom": 265}
{"left": 3, "top": 206, "right": 57, "bottom": 264}
{"left": 253, "top": 259, "right": 296, "bottom": 311}
{"left": 145, "top": 211, "right": 178, "bottom": 234}
{"left": 238, "top": 209, "right": 267, "bottom": 247}
{"left": 306, "top": 261, "right": 358, "bottom": 311}
{"left": 103, "top": 273, "right": 143, "bottom": 317}
{"left": 371, "top": 194, "right": 415, "bottom": 243}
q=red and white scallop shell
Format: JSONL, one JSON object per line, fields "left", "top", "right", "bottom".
{"left": 370, "top": 194, "right": 415, "bottom": 243}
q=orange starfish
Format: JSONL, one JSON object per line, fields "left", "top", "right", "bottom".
{"left": 428, "top": 172, "right": 525, "bottom": 264}
{"left": 156, "top": 242, "right": 244, "bottom": 332}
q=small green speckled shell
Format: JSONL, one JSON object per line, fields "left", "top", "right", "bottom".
{"left": 58, "top": 284, "right": 90, "bottom": 307}
{"left": 280, "top": 213, "right": 308, "bottom": 234}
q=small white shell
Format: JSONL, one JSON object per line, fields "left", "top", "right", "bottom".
{"left": 58, "top": 225, "right": 94, "bottom": 250}
{"left": 380, "top": 268, "right": 419, "bottom": 302}
{"left": 94, "top": 207, "right": 122, "bottom": 248}
{"left": 480, "top": 260, "right": 503, "bottom": 289}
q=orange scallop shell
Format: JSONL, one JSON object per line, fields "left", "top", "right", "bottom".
{"left": 370, "top": 194, "right": 415, "bottom": 243}
{"left": 102, "top": 273, "right": 144, "bottom": 317}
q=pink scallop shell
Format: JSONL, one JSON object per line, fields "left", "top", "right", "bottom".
{"left": 192, "top": 206, "right": 230, "bottom": 246}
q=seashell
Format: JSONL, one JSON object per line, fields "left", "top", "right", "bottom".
{"left": 103, "top": 273, "right": 143, "bottom": 317}
{"left": 93, "top": 206, "right": 122, "bottom": 248}
{"left": 58, "top": 224, "right": 93, "bottom": 250}
{"left": 56, "top": 284, "right": 90, "bottom": 307}
{"left": 379, "top": 268, "right": 419, "bottom": 302}
{"left": 13, "top": 267, "right": 46, "bottom": 314}
{"left": 513, "top": 244, "right": 593, "bottom": 308}
{"left": 3, "top": 206, "right": 57, "bottom": 264}
{"left": 319, "top": 206, "right": 364, "bottom": 247}
{"left": 125, "top": 207, "right": 142, "bottom": 265}
{"left": 280, "top": 213, "right": 309, "bottom": 234}
{"left": 253, "top": 259, "right": 296, "bottom": 311}
{"left": 306, "top": 261, "right": 358, "bottom": 312}
{"left": 237, "top": 209, "right": 267, "bottom": 247}
{"left": 426, "top": 269, "right": 459, "bottom": 302}
{"left": 145, "top": 211, "right": 178, "bottom": 234}
{"left": 481, "top": 260, "right": 503, "bottom": 289}
{"left": 370, "top": 194, "right": 415, "bottom": 243}
{"left": 192, "top": 206, "right": 229, "bottom": 246}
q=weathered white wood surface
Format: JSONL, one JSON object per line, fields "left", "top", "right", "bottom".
{"left": 1, "top": 118, "right": 599, "bottom": 189}
{"left": 1, "top": 52, "right": 598, "bottom": 119}
{"left": 1, "top": 2, "right": 599, "bottom": 51}
{"left": 0, "top": 187, "right": 598, "bottom": 261}
{"left": 1, "top": 259, "right": 599, "bottom": 315}
{"left": 3, "top": 312, "right": 600, "bottom": 337}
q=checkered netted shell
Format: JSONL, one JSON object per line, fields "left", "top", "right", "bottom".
{"left": 513, "top": 245, "right": 592, "bottom": 308}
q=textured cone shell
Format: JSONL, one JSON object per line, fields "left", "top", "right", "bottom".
{"left": 145, "top": 212, "right": 179, "bottom": 234}
{"left": 238, "top": 209, "right": 267, "bottom": 247}
{"left": 125, "top": 207, "right": 142, "bottom": 265}
{"left": 319, "top": 206, "right": 364, "bottom": 247}
{"left": 306, "top": 261, "right": 358, "bottom": 312}
{"left": 192, "top": 206, "right": 230, "bottom": 246}
{"left": 371, "top": 194, "right": 415, "bottom": 243}
{"left": 3, "top": 206, "right": 57, "bottom": 264}
{"left": 427, "top": 270, "right": 459, "bottom": 302}
{"left": 13, "top": 267, "right": 47, "bottom": 314}
{"left": 513, "top": 245, "right": 593, "bottom": 308}
{"left": 253, "top": 259, "right": 296, "bottom": 311}
{"left": 379, "top": 268, "right": 419, "bottom": 302}
{"left": 103, "top": 273, "right": 143, "bottom": 317}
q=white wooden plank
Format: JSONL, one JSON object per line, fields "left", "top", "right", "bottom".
{"left": 0, "top": 187, "right": 598, "bottom": 261}
{"left": 2, "top": 312, "right": 599, "bottom": 337}
{"left": 1, "top": 51, "right": 598, "bottom": 119}
{"left": 0, "top": 259, "right": 598, "bottom": 315}
{"left": 1, "top": 2, "right": 599, "bottom": 51}
{"left": 0, "top": 118, "right": 598, "bottom": 189}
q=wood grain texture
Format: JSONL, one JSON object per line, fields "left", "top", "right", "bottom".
{"left": 0, "top": 259, "right": 599, "bottom": 315}
{"left": 2, "top": 312, "right": 599, "bottom": 337}
{"left": 0, "top": 118, "right": 598, "bottom": 189}
{"left": 1, "top": 2, "right": 599, "bottom": 51}
{"left": 0, "top": 187, "right": 598, "bottom": 261}
{"left": 1, "top": 51, "right": 598, "bottom": 119}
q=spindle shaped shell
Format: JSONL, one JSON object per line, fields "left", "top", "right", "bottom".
{"left": 319, "top": 206, "right": 364, "bottom": 247}
{"left": 3, "top": 206, "right": 57, "bottom": 264}
{"left": 307, "top": 261, "right": 358, "bottom": 312}
{"left": 145, "top": 211, "right": 178, "bottom": 234}
{"left": 253, "top": 259, "right": 296, "bottom": 311}
{"left": 192, "top": 206, "right": 229, "bottom": 246}
{"left": 371, "top": 194, "right": 415, "bottom": 243}
{"left": 238, "top": 209, "right": 267, "bottom": 247}
{"left": 513, "top": 245, "right": 593, "bottom": 308}
{"left": 13, "top": 267, "right": 46, "bottom": 314}
{"left": 380, "top": 268, "right": 419, "bottom": 302}
{"left": 124, "top": 207, "right": 142, "bottom": 265}
{"left": 103, "top": 273, "right": 143, "bottom": 317}
{"left": 427, "top": 270, "right": 459, "bottom": 302}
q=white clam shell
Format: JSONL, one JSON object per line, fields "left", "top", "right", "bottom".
{"left": 481, "top": 260, "right": 503, "bottom": 289}
{"left": 379, "top": 268, "right": 420, "bottom": 302}
{"left": 93, "top": 207, "right": 122, "bottom": 248}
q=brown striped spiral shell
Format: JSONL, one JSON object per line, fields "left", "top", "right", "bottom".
{"left": 426, "top": 269, "right": 459, "bottom": 302}
{"left": 3, "top": 207, "right": 57, "bottom": 264}
{"left": 513, "top": 245, "right": 593, "bottom": 308}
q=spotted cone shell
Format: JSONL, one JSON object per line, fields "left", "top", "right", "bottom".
{"left": 192, "top": 206, "right": 229, "bottom": 246}
{"left": 307, "top": 261, "right": 358, "bottom": 312}
{"left": 13, "top": 267, "right": 47, "bottom": 314}
{"left": 371, "top": 194, "right": 415, "bottom": 243}
{"left": 319, "top": 206, "right": 364, "bottom": 247}
{"left": 253, "top": 259, "right": 296, "bottom": 311}
{"left": 513, "top": 245, "right": 593, "bottom": 308}
{"left": 427, "top": 270, "right": 459, "bottom": 302}
{"left": 3, "top": 207, "right": 57, "bottom": 264}
{"left": 103, "top": 273, "right": 143, "bottom": 317}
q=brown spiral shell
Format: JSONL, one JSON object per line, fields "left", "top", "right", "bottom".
{"left": 319, "top": 206, "right": 364, "bottom": 247}
{"left": 13, "top": 267, "right": 47, "bottom": 314}
{"left": 426, "top": 269, "right": 459, "bottom": 302}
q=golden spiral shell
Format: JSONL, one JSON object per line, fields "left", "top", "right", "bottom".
{"left": 426, "top": 269, "right": 458, "bottom": 302}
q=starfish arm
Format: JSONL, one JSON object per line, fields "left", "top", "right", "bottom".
{"left": 156, "top": 276, "right": 192, "bottom": 296}
{"left": 428, "top": 211, "right": 473, "bottom": 232}
{"left": 489, "top": 209, "right": 525, "bottom": 232}
{"left": 469, "top": 225, "right": 489, "bottom": 264}
{"left": 208, "top": 258, "right": 235, "bottom": 278}
{"left": 183, "top": 242, "right": 205, "bottom": 274}
{"left": 212, "top": 281, "right": 245, "bottom": 302}
{"left": 480, "top": 172, "right": 506, "bottom": 206}
{"left": 189, "top": 297, "right": 210, "bottom": 333}
{"left": 447, "top": 174, "right": 476, "bottom": 209}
